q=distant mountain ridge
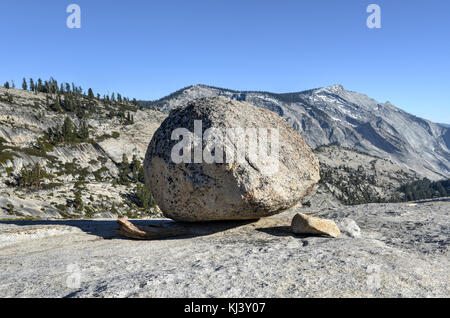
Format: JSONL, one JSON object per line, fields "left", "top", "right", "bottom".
{"left": 141, "top": 84, "right": 450, "bottom": 180}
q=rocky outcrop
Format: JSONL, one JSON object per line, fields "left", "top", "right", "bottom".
{"left": 144, "top": 97, "right": 320, "bottom": 221}
{"left": 0, "top": 87, "right": 165, "bottom": 219}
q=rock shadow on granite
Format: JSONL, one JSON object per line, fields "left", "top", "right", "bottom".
{"left": 256, "top": 226, "right": 334, "bottom": 239}
{"left": 0, "top": 219, "right": 260, "bottom": 241}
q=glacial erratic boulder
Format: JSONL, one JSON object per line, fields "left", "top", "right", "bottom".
{"left": 144, "top": 96, "right": 320, "bottom": 222}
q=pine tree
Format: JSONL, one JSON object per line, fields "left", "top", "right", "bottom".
{"left": 121, "top": 153, "right": 128, "bottom": 167}
{"left": 4, "top": 82, "right": 10, "bottom": 89}
{"left": 22, "top": 78, "right": 28, "bottom": 91}
{"left": 135, "top": 184, "right": 154, "bottom": 210}
{"left": 44, "top": 80, "right": 49, "bottom": 93}
{"left": 118, "top": 154, "right": 130, "bottom": 185}
{"left": 29, "top": 78, "right": 35, "bottom": 92}
{"left": 88, "top": 88, "right": 94, "bottom": 99}
{"left": 52, "top": 96, "right": 62, "bottom": 112}
{"left": 19, "top": 167, "right": 31, "bottom": 188}
{"left": 37, "top": 78, "right": 43, "bottom": 92}
{"left": 78, "top": 120, "right": 89, "bottom": 141}
{"left": 62, "top": 116, "right": 74, "bottom": 143}
{"left": 131, "top": 155, "right": 141, "bottom": 182}
{"left": 31, "top": 163, "right": 41, "bottom": 188}
{"left": 74, "top": 189, "right": 83, "bottom": 210}
{"left": 111, "top": 203, "right": 118, "bottom": 214}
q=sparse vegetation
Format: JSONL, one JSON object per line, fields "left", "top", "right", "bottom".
{"left": 319, "top": 162, "right": 396, "bottom": 205}
{"left": 17, "top": 163, "right": 54, "bottom": 189}
{"left": 117, "top": 154, "right": 145, "bottom": 185}
{"left": 135, "top": 183, "right": 155, "bottom": 210}
{"left": 74, "top": 189, "right": 84, "bottom": 211}
{"left": 40, "top": 116, "right": 90, "bottom": 146}
{"left": 6, "top": 203, "right": 15, "bottom": 214}
{"left": 0, "top": 150, "right": 17, "bottom": 166}
{"left": 96, "top": 131, "right": 120, "bottom": 142}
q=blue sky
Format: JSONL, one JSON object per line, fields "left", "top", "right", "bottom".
{"left": 0, "top": 0, "right": 449, "bottom": 123}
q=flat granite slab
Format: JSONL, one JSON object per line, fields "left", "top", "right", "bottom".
{"left": 0, "top": 201, "right": 448, "bottom": 298}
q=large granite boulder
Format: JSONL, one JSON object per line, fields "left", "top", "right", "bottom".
{"left": 144, "top": 96, "right": 319, "bottom": 221}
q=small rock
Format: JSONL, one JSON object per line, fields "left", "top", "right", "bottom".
{"left": 291, "top": 213, "right": 340, "bottom": 238}
{"left": 338, "top": 218, "right": 361, "bottom": 238}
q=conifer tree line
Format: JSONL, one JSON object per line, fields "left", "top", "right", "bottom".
{"left": 399, "top": 178, "right": 449, "bottom": 201}
{"left": 3, "top": 77, "right": 140, "bottom": 122}
{"left": 3, "top": 77, "right": 129, "bottom": 102}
